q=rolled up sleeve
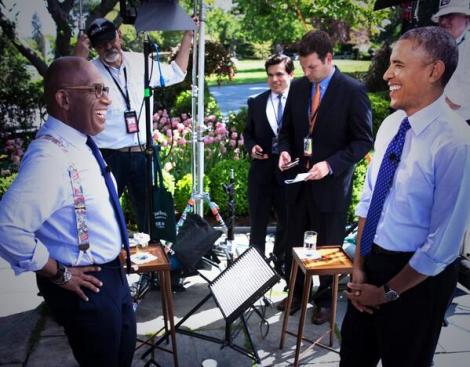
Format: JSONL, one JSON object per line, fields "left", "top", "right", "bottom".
{"left": 151, "top": 60, "right": 186, "bottom": 87}
{"left": 0, "top": 144, "right": 65, "bottom": 275}
{"left": 410, "top": 144, "right": 470, "bottom": 276}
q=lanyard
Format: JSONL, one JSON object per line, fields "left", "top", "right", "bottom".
{"left": 102, "top": 62, "right": 131, "bottom": 110}
{"left": 308, "top": 83, "right": 321, "bottom": 135}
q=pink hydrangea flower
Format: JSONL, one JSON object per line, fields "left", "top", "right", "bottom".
{"left": 203, "top": 136, "right": 214, "bottom": 144}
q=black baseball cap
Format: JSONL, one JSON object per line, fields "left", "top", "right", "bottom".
{"left": 87, "top": 18, "right": 117, "bottom": 47}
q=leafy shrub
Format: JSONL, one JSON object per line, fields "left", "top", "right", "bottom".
{"left": 171, "top": 90, "right": 221, "bottom": 117}
{"left": 173, "top": 173, "right": 210, "bottom": 214}
{"left": 368, "top": 91, "right": 391, "bottom": 137}
{"left": 0, "top": 39, "right": 44, "bottom": 134}
{"left": 347, "top": 156, "right": 370, "bottom": 224}
{"left": 0, "top": 173, "right": 17, "bottom": 200}
{"left": 364, "top": 42, "right": 391, "bottom": 92}
{"left": 227, "top": 107, "right": 248, "bottom": 139}
{"left": 162, "top": 170, "right": 176, "bottom": 195}
{"left": 208, "top": 158, "right": 249, "bottom": 217}
{"left": 153, "top": 111, "right": 245, "bottom": 180}
{"left": 204, "top": 41, "right": 236, "bottom": 84}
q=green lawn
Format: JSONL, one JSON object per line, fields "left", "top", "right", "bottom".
{"left": 207, "top": 59, "right": 371, "bottom": 86}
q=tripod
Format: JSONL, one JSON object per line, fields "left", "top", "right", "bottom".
{"left": 142, "top": 247, "right": 280, "bottom": 364}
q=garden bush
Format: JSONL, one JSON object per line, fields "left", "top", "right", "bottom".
{"left": 0, "top": 173, "right": 17, "bottom": 200}
{"left": 173, "top": 173, "right": 211, "bottom": 214}
{"left": 347, "top": 156, "right": 370, "bottom": 224}
{"left": 227, "top": 107, "right": 248, "bottom": 139}
{"left": 208, "top": 158, "right": 249, "bottom": 217}
{"left": 171, "top": 90, "right": 221, "bottom": 118}
{"left": 368, "top": 91, "right": 391, "bottom": 137}
{"left": 153, "top": 110, "right": 245, "bottom": 180}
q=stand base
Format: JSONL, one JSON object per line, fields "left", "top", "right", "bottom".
{"left": 142, "top": 293, "right": 262, "bottom": 364}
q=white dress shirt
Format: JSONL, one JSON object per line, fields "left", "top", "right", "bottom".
{"left": 266, "top": 88, "right": 289, "bottom": 135}
{"left": 92, "top": 51, "right": 186, "bottom": 149}
{"left": 0, "top": 117, "right": 122, "bottom": 274}
{"left": 356, "top": 96, "right": 470, "bottom": 276}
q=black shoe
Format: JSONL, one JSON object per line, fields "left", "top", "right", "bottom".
{"left": 276, "top": 297, "right": 301, "bottom": 315}
{"left": 311, "top": 306, "right": 331, "bottom": 325}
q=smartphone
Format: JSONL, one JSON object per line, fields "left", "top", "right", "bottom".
{"left": 282, "top": 158, "right": 299, "bottom": 170}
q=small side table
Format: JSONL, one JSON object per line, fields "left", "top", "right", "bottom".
{"left": 279, "top": 246, "right": 353, "bottom": 367}
{"left": 128, "top": 244, "right": 178, "bottom": 367}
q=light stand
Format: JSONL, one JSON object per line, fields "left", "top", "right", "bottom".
{"left": 194, "top": 1, "right": 206, "bottom": 217}
{"left": 143, "top": 34, "right": 155, "bottom": 236}
{"left": 126, "top": 0, "right": 197, "bottom": 240}
{"left": 142, "top": 247, "right": 280, "bottom": 364}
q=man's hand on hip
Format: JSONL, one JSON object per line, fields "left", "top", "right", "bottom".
{"left": 61, "top": 266, "right": 103, "bottom": 302}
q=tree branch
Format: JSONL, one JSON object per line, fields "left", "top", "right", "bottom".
{"left": 46, "top": 0, "right": 74, "bottom": 57}
{"left": 0, "top": 6, "right": 48, "bottom": 76}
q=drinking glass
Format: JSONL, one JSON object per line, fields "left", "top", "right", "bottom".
{"left": 304, "top": 230, "right": 317, "bottom": 256}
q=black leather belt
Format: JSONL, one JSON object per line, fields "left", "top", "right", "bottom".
{"left": 101, "top": 145, "right": 145, "bottom": 153}
{"left": 372, "top": 244, "right": 414, "bottom": 256}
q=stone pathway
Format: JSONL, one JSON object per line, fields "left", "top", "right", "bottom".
{"left": 1, "top": 235, "right": 469, "bottom": 366}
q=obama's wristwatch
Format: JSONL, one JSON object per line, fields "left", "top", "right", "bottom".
{"left": 383, "top": 284, "right": 400, "bottom": 302}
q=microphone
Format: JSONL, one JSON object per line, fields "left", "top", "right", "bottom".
{"left": 389, "top": 153, "right": 399, "bottom": 163}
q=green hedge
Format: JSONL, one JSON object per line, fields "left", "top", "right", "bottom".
{"left": 171, "top": 89, "right": 221, "bottom": 118}
{"left": 0, "top": 173, "right": 17, "bottom": 200}
{"left": 369, "top": 91, "right": 391, "bottom": 137}
{"left": 173, "top": 173, "right": 211, "bottom": 214}
{"left": 347, "top": 156, "right": 370, "bottom": 224}
{"left": 208, "top": 158, "right": 249, "bottom": 217}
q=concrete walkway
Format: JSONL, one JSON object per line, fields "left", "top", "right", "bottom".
{"left": 1, "top": 234, "right": 469, "bottom": 366}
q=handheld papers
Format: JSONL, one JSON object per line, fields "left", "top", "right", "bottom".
{"left": 284, "top": 173, "right": 310, "bottom": 184}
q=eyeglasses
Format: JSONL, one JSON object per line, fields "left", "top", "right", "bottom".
{"left": 61, "top": 83, "right": 110, "bottom": 98}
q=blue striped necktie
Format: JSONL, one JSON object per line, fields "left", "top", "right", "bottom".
{"left": 360, "top": 117, "right": 411, "bottom": 256}
{"left": 86, "top": 136, "right": 131, "bottom": 271}
{"left": 277, "top": 94, "right": 284, "bottom": 127}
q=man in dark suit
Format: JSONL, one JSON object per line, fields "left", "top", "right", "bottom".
{"left": 243, "top": 54, "right": 294, "bottom": 272}
{"left": 278, "top": 31, "right": 373, "bottom": 323}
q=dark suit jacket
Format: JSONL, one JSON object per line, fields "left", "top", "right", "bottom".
{"left": 243, "top": 90, "right": 285, "bottom": 185}
{"left": 278, "top": 68, "right": 373, "bottom": 212}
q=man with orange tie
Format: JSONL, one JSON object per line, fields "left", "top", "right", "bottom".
{"left": 277, "top": 30, "right": 373, "bottom": 322}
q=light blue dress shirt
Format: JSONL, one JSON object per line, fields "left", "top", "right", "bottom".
{"left": 356, "top": 96, "right": 470, "bottom": 276}
{"left": 308, "top": 67, "right": 336, "bottom": 117}
{"left": 0, "top": 117, "right": 122, "bottom": 275}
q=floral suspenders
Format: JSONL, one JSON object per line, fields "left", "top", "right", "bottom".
{"left": 40, "top": 135, "right": 96, "bottom": 265}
